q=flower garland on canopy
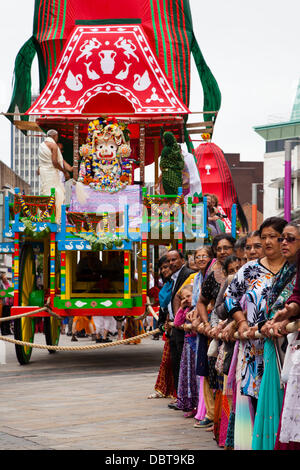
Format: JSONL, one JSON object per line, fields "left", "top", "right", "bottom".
{"left": 144, "top": 194, "right": 183, "bottom": 220}
{"left": 17, "top": 194, "right": 55, "bottom": 223}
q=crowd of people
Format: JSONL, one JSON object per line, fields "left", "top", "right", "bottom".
{"left": 148, "top": 215, "right": 300, "bottom": 451}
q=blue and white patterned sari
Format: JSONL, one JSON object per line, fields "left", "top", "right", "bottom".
{"left": 224, "top": 260, "right": 278, "bottom": 399}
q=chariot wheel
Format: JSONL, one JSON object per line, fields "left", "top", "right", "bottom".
{"left": 14, "top": 244, "right": 36, "bottom": 365}
{"left": 44, "top": 316, "right": 61, "bottom": 353}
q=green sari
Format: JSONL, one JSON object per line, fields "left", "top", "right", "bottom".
{"left": 252, "top": 262, "right": 296, "bottom": 450}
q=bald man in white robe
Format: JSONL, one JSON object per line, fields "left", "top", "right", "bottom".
{"left": 38, "top": 129, "right": 73, "bottom": 222}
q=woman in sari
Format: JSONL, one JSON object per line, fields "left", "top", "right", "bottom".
{"left": 224, "top": 217, "right": 287, "bottom": 449}
{"left": 251, "top": 222, "right": 300, "bottom": 450}
{"left": 148, "top": 256, "right": 176, "bottom": 399}
{"left": 188, "top": 247, "right": 215, "bottom": 424}
{"left": 123, "top": 317, "right": 145, "bottom": 344}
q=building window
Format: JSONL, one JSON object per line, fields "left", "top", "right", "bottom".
{"left": 278, "top": 183, "right": 294, "bottom": 210}
{"left": 266, "top": 139, "right": 299, "bottom": 154}
{"left": 278, "top": 188, "right": 284, "bottom": 209}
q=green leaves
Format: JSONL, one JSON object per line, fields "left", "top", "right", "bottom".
{"left": 21, "top": 217, "right": 51, "bottom": 240}
{"left": 75, "top": 231, "right": 129, "bottom": 251}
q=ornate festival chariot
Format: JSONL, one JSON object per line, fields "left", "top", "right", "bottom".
{"left": 0, "top": 1, "right": 232, "bottom": 364}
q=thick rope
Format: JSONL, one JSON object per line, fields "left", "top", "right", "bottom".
{"left": 181, "top": 319, "right": 300, "bottom": 341}
{"left": 133, "top": 297, "right": 159, "bottom": 322}
{"left": 232, "top": 318, "right": 300, "bottom": 340}
{"left": 0, "top": 299, "right": 161, "bottom": 351}
{"left": 0, "top": 306, "right": 62, "bottom": 322}
{"left": 1, "top": 299, "right": 157, "bottom": 324}
{"left": 0, "top": 328, "right": 161, "bottom": 351}
{"left": 146, "top": 299, "right": 159, "bottom": 321}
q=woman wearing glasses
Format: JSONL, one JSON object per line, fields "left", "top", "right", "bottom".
{"left": 172, "top": 246, "right": 215, "bottom": 316}
{"left": 173, "top": 246, "right": 215, "bottom": 418}
{"left": 244, "top": 230, "right": 264, "bottom": 261}
{"left": 224, "top": 217, "right": 287, "bottom": 449}
{"left": 251, "top": 222, "right": 300, "bottom": 450}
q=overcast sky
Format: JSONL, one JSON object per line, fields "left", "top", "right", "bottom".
{"left": 0, "top": 0, "right": 299, "bottom": 169}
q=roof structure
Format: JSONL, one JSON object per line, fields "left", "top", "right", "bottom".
{"left": 7, "top": 0, "right": 222, "bottom": 140}
{"left": 254, "top": 77, "right": 300, "bottom": 142}
{"left": 291, "top": 78, "right": 300, "bottom": 122}
{"left": 26, "top": 25, "right": 190, "bottom": 117}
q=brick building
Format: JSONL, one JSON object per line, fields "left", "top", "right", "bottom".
{"left": 224, "top": 153, "right": 264, "bottom": 230}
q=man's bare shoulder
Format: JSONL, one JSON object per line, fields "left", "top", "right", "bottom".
{"left": 45, "top": 141, "right": 57, "bottom": 150}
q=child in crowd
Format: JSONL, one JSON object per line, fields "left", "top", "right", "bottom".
{"left": 174, "top": 285, "right": 199, "bottom": 417}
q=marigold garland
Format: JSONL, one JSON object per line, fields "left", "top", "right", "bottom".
{"left": 145, "top": 194, "right": 183, "bottom": 219}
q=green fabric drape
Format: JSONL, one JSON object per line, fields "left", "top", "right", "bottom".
{"left": 191, "top": 33, "right": 222, "bottom": 124}
{"left": 7, "top": 36, "right": 37, "bottom": 123}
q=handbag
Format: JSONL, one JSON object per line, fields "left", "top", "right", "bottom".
{"left": 281, "top": 331, "right": 300, "bottom": 383}
{"left": 223, "top": 342, "right": 235, "bottom": 376}
{"left": 215, "top": 342, "right": 226, "bottom": 375}
{"left": 207, "top": 338, "right": 219, "bottom": 357}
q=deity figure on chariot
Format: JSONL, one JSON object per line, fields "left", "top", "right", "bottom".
{"left": 78, "top": 118, "right": 132, "bottom": 193}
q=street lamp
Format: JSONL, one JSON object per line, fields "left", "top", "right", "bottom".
{"left": 284, "top": 139, "right": 300, "bottom": 222}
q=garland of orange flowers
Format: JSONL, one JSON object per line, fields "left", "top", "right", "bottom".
{"left": 145, "top": 194, "right": 183, "bottom": 219}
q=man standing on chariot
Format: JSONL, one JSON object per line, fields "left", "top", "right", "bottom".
{"left": 38, "top": 129, "right": 73, "bottom": 222}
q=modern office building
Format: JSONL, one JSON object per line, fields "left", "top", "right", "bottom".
{"left": 11, "top": 123, "right": 43, "bottom": 195}
{"left": 10, "top": 97, "right": 44, "bottom": 195}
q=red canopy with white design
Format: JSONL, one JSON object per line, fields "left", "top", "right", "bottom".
{"left": 27, "top": 25, "right": 190, "bottom": 117}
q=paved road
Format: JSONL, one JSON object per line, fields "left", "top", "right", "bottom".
{"left": 0, "top": 332, "right": 220, "bottom": 451}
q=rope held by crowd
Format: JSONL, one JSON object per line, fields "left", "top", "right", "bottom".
{"left": 0, "top": 328, "right": 161, "bottom": 351}
{"left": 174, "top": 319, "right": 300, "bottom": 341}
{"left": 232, "top": 319, "right": 300, "bottom": 340}
{"left": 0, "top": 297, "right": 161, "bottom": 351}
